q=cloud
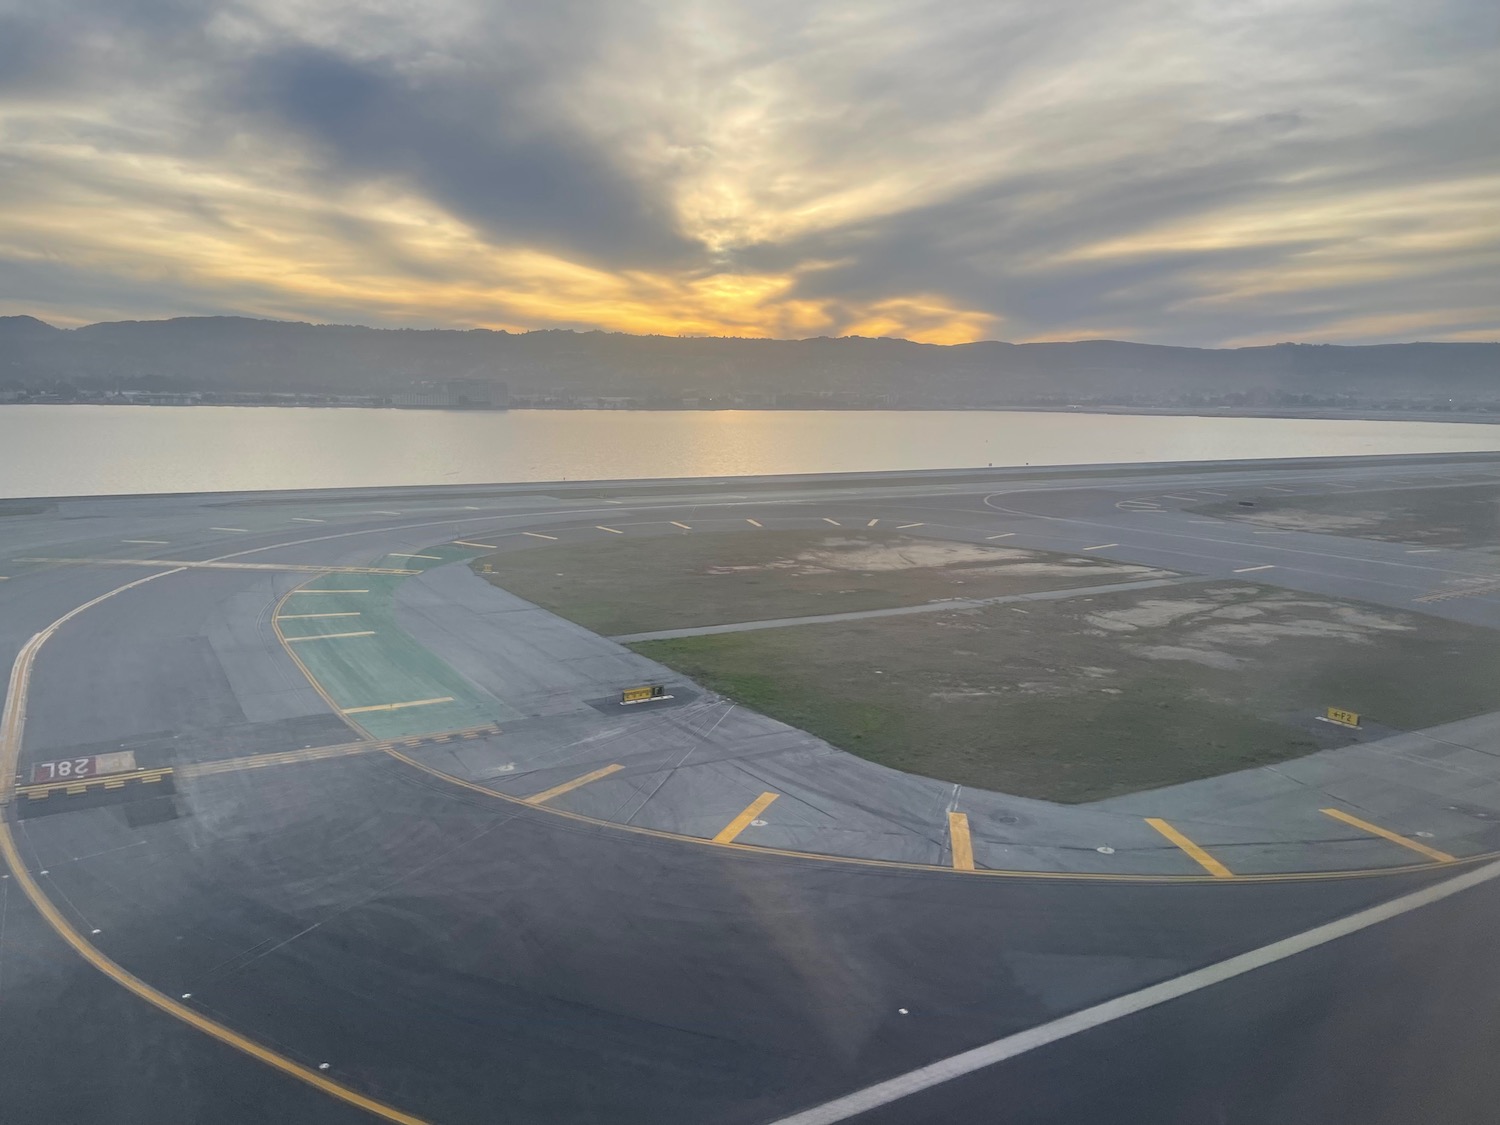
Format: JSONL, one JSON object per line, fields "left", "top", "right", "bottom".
{"left": 0, "top": 0, "right": 1495, "bottom": 345}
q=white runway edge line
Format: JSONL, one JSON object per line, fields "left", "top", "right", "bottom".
{"left": 766, "top": 858, "right": 1500, "bottom": 1125}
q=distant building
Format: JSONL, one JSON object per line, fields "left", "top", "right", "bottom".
{"left": 388, "top": 378, "right": 507, "bottom": 409}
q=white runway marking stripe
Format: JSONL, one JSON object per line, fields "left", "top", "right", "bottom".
{"left": 596, "top": 525, "right": 624, "bottom": 534}
{"left": 121, "top": 539, "right": 168, "bottom": 545}
{"left": 746, "top": 518, "right": 763, "bottom": 527}
{"left": 343, "top": 697, "right": 454, "bottom": 715}
{"left": 452, "top": 540, "right": 499, "bottom": 549}
{"left": 986, "top": 533, "right": 1015, "bottom": 540}
{"left": 209, "top": 527, "right": 249, "bottom": 532}
{"left": 822, "top": 518, "right": 842, "bottom": 526}
{"left": 896, "top": 523, "right": 923, "bottom": 529}
{"left": 522, "top": 531, "right": 558, "bottom": 540}
{"left": 284, "top": 631, "right": 376, "bottom": 642}
{"left": 387, "top": 553, "right": 441, "bottom": 559}
{"left": 1232, "top": 564, "right": 1276, "bottom": 573}
{"left": 670, "top": 521, "right": 691, "bottom": 530}
{"left": 1081, "top": 543, "right": 1117, "bottom": 551}
{"left": 291, "top": 517, "right": 325, "bottom": 523}
{"left": 765, "top": 857, "right": 1500, "bottom": 1125}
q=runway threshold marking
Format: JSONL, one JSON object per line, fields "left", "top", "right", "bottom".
{"left": 595, "top": 525, "right": 624, "bottom": 534}
{"left": 284, "top": 631, "right": 376, "bottom": 642}
{"left": 1232, "top": 564, "right": 1276, "bottom": 573}
{"left": 714, "top": 792, "right": 779, "bottom": 843}
{"left": 452, "top": 540, "right": 500, "bottom": 549}
{"left": 342, "top": 697, "right": 454, "bottom": 715}
{"left": 948, "top": 812, "right": 975, "bottom": 871}
{"left": 522, "top": 531, "right": 558, "bottom": 540}
{"left": 867, "top": 519, "right": 879, "bottom": 527}
{"left": 1321, "top": 808, "right": 1456, "bottom": 863}
{"left": 526, "top": 763, "right": 624, "bottom": 805}
{"left": 762, "top": 857, "right": 1500, "bottom": 1125}
{"left": 1145, "top": 818, "right": 1233, "bottom": 877}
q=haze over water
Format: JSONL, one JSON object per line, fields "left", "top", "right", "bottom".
{"left": 2, "top": 405, "right": 1499, "bottom": 499}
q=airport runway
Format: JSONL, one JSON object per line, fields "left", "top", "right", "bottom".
{"left": 5, "top": 451, "right": 1500, "bottom": 1124}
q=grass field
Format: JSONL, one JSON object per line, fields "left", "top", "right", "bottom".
{"left": 633, "top": 581, "right": 1500, "bottom": 802}
{"left": 476, "top": 530, "right": 1173, "bottom": 636}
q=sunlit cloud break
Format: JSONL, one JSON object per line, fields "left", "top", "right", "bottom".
{"left": 0, "top": 0, "right": 1496, "bottom": 346}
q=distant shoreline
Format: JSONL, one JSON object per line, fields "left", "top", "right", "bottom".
{"left": 2, "top": 400, "right": 1498, "bottom": 425}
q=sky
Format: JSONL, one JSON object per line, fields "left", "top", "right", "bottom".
{"left": 0, "top": 0, "right": 1496, "bottom": 347}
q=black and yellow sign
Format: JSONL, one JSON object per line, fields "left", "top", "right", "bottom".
{"left": 1325, "top": 706, "right": 1360, "bottom": 728}
{"left": 621, "top": 684, "right": 667, "bottom": 705}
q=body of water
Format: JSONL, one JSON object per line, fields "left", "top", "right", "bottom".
{"left": 2, "top": 405, "right": 1499, "bottom": 498}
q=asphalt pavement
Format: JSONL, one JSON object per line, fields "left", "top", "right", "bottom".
{"left": 4, "top": 452, "right": 1500, "bottom": 1124}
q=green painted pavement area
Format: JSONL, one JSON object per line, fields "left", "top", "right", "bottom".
{"left": 279, "top": 545, "right": 520, "bottom": 740}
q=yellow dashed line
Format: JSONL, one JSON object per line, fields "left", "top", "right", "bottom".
{"left": 714, "top": 792, "right": 779, "bottom": 843}
{"left": 949, "top": 811, "right": 975, "bottom": 871}
{"left": 527, "top": 763, "right": 624, "bottom": 805}
{"left": 1321, "top": 808, "right": 1455, "bottom": 863}
{"left": 1146, "top": 818, "right": 1233, "bottom": 877}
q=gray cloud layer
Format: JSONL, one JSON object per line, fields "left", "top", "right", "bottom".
{"left": 0, "top": 0, "right": 1496, "bottom": 345}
